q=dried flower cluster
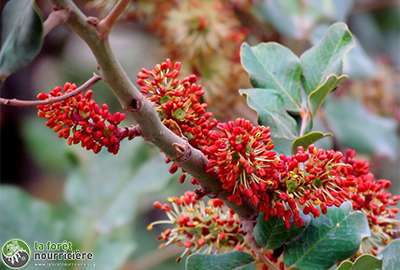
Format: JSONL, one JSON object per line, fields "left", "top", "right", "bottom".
{"left": 148, "top": 191, "right": 248, "bottom": 260}
{"left": 37, "top": 83, "right": 138, "bottom": 154}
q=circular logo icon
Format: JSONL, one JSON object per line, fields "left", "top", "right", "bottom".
{"left": 1, "top": 239, "right": 31, "bottom": 269}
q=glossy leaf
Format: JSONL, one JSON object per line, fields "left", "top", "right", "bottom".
{"left": 336, "top": 254, "right": 382, "bottom": 270}
{"left": 292, "top": 131, "right": 332, "bottom": 153}
{"left": 240, "top": 42, "right": 302, "bottom": 111}
{"left": 307, "top": 74, "right": 346, "bottom": 116}
{"left": 185, "top": 252, "right": 254, "bottom": 270}
{"left": 0, "top": 0, "right": 43, "bottom": 80}
{"left": 301, "top": 22, "right": 354, "bottom": 94}
{"left": 284, "top": 202, "right": 370, "bottom": 270}
{"left": 380, "top": 239, "right": 400, "bottom": 270}
{"left": 253, "top": 214, "right": 308, "bottom": 250}
{"left": 325, "top": 98, "right": 399, "bottom": 159}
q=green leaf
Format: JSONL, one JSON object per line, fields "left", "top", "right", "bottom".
{"left": 185, "top": 252, "right": 254, "bottom": 270}
{"left": 307, "top": 74, "right": 346, "bottom": 116}
{"left": 380, "top": 239, "right": 400, "bottom": 270}
{"left": 325, "top": 98, "right": 399, "bottom": 159}
{"left": 311, "top": 24, "right": 376, "bottom": 79}
{"left": 272, "top": 137, "right": 293, "bottom": 155}
{"left": 240, "top": 42, "right": 302, "bottom": 111}
{"left": 253, "top": 214, "right": 308, "bottom": 250}
{"left": 301, "top": 22, "right": 354, "bottom": 94}
{"left": 284, "top": 202, "right": 370, "bottom": 270}
{"left": 292, "top": 131, "right": 332, "bottom": 153}
{"left": 336, "top": 261, "right": 353, "bottom": 270}
{"left": 239, "top": 88, "right": 298, "bottom": 140}
{"left": 0, "top": 0, "right": 43, "bottom": 80}
{"left": 336, "top": 254, "right": 382, "bottom": 270}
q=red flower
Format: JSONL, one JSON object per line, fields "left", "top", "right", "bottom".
{"left": 274, "top": 145, "right": 399, "bottom": 232}
{"left": 137, "top": 59, "right": 218, "bottom": 184}
{"left": 273, "top": 145, "right": 350, "bottom": 228}
{"left": 148, "top": 191, "right": 247, "bottom": 260}
{"left": 136, "top": 59, "right": 217, "bottom": 149}
{"left": 203, "top": 118, "right": 277, "bottom": 212}
{"left": 37, "top": 83, "right": 138, "bottom": 154}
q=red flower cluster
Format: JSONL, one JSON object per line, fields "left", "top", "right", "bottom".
{"left": 273, "top": 146, "right": 399, "bottom": 229}
{"left": 342, "top": 149, "right": 399, "bottom": 225}
{"left": 137, "top": 60, "right": 399, "bottom": 240}
{"left": 204, "top": 119, "right": 277, "bottom": 211}
{"left": 148, "top": 191, "right": 247, "bottom": 259}
{"left": 271, "top": 145, "right": 351, "bottom": 228}
{"left": 340, "top": 149, "right": 400, "bottom": 252}
{"left": 37, "top": 83, "right": 138, "bottom": 154}
{"left": 136, "top": 59, "right": 217, "bottom": 149}
{"left": 204, "top": 127, "right": 400, "bottom": 230}
{"left": 137, "top": 59, "right": 219, "bottom": 184}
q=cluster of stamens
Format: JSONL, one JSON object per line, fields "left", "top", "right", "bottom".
{"left": 148, "top": 191, "right": 248, "bottom": 260}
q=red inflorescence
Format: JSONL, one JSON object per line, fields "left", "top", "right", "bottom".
{"left": 37, "top": 83, "right": 138, "bottom": 154}
{"left": 137, "top": 59, "right": 219, "bottom": 184}
{"left": 203, "top": 118, "right": 277, "bottom": 213}
{"left": 148, "top": 191, "right": 248, "bottom": 260}
{"left": 274, "top": 145, "right": 400, "bottom": 230}
{"left": 136, "top": 58, "right": 218, "bottom": 149}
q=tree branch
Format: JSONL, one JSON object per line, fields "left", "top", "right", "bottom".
{"left": 43, "top": 9, "right": 70, "bottom": 37}
{"left": 97, "top": 0, "right": 130, "bottom": 39}
{"left": 49, "top": 0, "right": 256, "bottom": 219}
{"left": 0, "top": 73, "right": 101, "bottom": 107}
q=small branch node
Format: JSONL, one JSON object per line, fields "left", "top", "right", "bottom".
{"left": 43, "top": 9, "right": 70, "bottom": 37}
{"left": 120, "top": 125, "right": 142, "bottom": 140}
{"left": 97, "top": 0, "right": 130, "bottom": 39}
{"left": 194, "top": 187, "right": 210, "bottom": 199}
{"left": 86, "top": 16, "right": 99, "bottom": 27}
{"left": 172, "top": 142, "right": 192, "bottom": 162}
{"left": 127, "top": 98, "right": 143, "bottom": 112}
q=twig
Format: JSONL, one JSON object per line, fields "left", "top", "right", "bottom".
{"left": 119, "top": 125, "right": 142, "bottom": 140}
{"left": 0, "top": 73, "right": 101, "bottom": 107}
{"left": 50, "top": 0, "right": 255, "bottom": 218}
{"left": 97, "top": 0, "right": 130, "bottom": 39}
{"left": 43, "top": 9, "right": 70, "bottom": 37}
{"left": 299, "top": 108, "right": 310, "bottom": 136}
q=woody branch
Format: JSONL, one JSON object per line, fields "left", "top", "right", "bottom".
{"left": 49, "top": 0, "right": 256, "bottom": 218}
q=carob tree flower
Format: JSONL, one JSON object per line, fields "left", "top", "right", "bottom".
{"left": 148, "top": 191, "right": 248, "bottom": 261}
{"left": 37, "top": 83, "right": 138, "bottom": 154}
